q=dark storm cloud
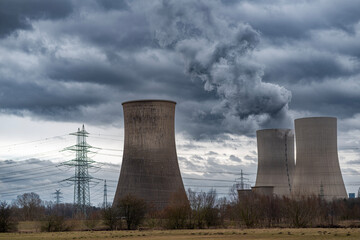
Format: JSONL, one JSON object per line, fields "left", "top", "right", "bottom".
{"left": 48, "top": 10, "right": 152, "bottom": 51}
{"left": 96, "top": 0, "right": 129, "bottom": 11}
{"left": 0, "top": 80, "right": 107, "bottom": 109}
{"left": 224, "top": 0, "right": 360, "bottom": 40}
{"left": 0, "top": 0, "right": 74, "bottom": 37}
{"left": 261, "top": 51, "right": 359, "bottom": 85}
{"left": 290, "top": 77, "right": 360, "bottom": 118}
{"left": 230, "top": 1, "right": 360, "bottom": 131}
{"left": 0, "top": 0, "right": 359, "bottom": 138}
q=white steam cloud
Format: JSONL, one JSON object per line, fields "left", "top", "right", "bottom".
{"left": 149, "top": 0, "right": 292, "bottom": 135}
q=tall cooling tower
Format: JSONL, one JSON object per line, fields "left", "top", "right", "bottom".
{"left": 255, "top": 129, "right": 295, "bottom": 196}
{"left": 292, "top": 117, "right": 347, "bottom": 200}
{"left": 113, "top": 100, "right": 187, "bottom": 210}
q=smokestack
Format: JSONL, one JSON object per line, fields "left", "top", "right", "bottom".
{"left": 113, "top": 100, "right": 187, "bottom": 210}
{"left": 292, "top": 117, "right": 347, "bottom": 200}
{"left": 255, "top": 129, "right": 295, "bottom": 196}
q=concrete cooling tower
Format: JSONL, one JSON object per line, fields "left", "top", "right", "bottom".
{"left": 113, "top": 100, "right": 187, "bottom": 210}
{"left": 292, "top": 117, "right": 347, "bottom": 200}
{"left": 255, "top": 129, "right": 295, "bottom": 196}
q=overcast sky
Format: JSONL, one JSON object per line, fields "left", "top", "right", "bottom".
{"left": 0, "top": 0, "right": 360, "bottom": 204}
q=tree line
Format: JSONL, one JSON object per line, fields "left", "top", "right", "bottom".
{"left": 1, "top": 189, "right": 360, "bottom": 232}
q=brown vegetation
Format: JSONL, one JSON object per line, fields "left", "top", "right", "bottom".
{"left": 1, "top": 190, "right": 360, "bottom": 234}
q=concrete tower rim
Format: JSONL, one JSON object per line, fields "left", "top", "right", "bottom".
{"left": 256, "top": 128, "right": 293, "bottom": 133}
{"left": 122, "top": 99, "right": 177, "bottom": 105}
{"left": 294, "top": 116, "right": 336, "bottom": 122}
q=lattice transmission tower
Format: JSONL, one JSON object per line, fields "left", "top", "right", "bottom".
{"left": 60, "top": 125, "right": 96, "bottom": 216}
{"left": 53, "top": 189, "right": 63, "bottom": 205}
{"left": 103, "top": 180, "right": 108, "bottom": 208}
{"left": 234, "top": 169, "right": 250, "bottom": 190}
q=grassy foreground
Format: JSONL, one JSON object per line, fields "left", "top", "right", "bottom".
{"left": 1, "top": 228, "right": 360, "bottom": 240}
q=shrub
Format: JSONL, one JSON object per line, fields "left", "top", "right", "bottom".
{"left": 41, "top": 214, "right": 69, "bottom": 232}
{"left": 164, "top": 203, "right": 191, "bottom": 229}
{"left": 117, "top": 194, "right": 147, "bottom": 230}
{"left": 0, "top": 201, "right": 17, "bottom": 232}
{"left": 102, "top": 206, "right": 120, "bottom": 230}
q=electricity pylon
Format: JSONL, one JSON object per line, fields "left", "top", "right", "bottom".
{"left": 53, "top": 189, "right": 63, "bottom": 205}
{"left": 60, "top": 125, "right": 96, "bottom": 217}
{"left": 234, "top": 169, "right": 249, "bottom": 190}
{"left": 103, "top": 180, "right": 108, "bottom": 208}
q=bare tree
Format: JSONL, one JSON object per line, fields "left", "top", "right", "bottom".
{"left": 102, "top": 206, "right": 120, "bottom": 230}
{"left": 217, "top": 197, "right": 228, "bottom": 227}
{"left": 284, "top": 196, "right": 319, "bottom": 227}
{"left": 187, "top": 188, "right": 219, "bottom": 229}
{"left": 164, "top": 190, "right": 190, "bottom": 229}
{"left": 235, "top": 192, "right": 262, "bottom": 227}
{"left": 15, "top": 192, "right": 43, "bottom": 221}
{"left": 117, "top": 194, "right": 147, "bottom": 230}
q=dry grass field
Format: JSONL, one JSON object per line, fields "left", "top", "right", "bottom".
{"left": 1, "top": 228, "right": 360, "bottom": 240}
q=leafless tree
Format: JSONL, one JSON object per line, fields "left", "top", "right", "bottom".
{"left": 284, "top": 195, "right": 319, "bottom": 227}
{"left": 117, "top": 194, "right": 147, "bottom": 230}
{"left": 164, "top": 190, "right": 190, "bottom": 229}
{"left": 102, "top": 206, "right": 120, "bottom": 230}
{"left": 15, "top": 192, "right": 43, "bottom": 221}
{"left": 187, "top": 188, "right": 219, "bottom": 228}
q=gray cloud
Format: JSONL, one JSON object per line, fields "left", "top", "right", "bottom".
{"left": 0, "top": 0, "right": 359, "bottom": 139}
{"left": 229, "top": 155, "right": 242, "bottom": 163}
{"left": 96, "top": 0, "right": 129, "bottom": 11}
{"left": 0, "top": 0, "right": 74, "bottom": 37}
{"left": 244, "top": 155, "right": 256, "bottom": 162}
{"left": 222, "top": 0, "right": 360, "bottom": 40}
{"left": 346, "top": 160, "right": 360, "bottom": 165}
{"left": 205, "top": 151, "right": 219, "bottom": 156}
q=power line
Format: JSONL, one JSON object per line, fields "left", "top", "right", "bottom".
{"left": 0, "top": 169, "right": 69, "bottom": 183}
{"left": 0, "top": 134, "right": 69, "bottom": 149}
{"left": 0, "top": 181, "right": 65, "bottom": 197}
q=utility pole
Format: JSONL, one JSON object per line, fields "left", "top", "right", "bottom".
{"left": 240, "top": 170, "right": 244, "bottom": 190}
{"left": 53, "top": 189, "right": 63, "bottom": 205}
{"left": 103, "top": 180, "right": 108, "bottom": 208}
{"left": 60, "top": 125, "right": 96, "bottom": 217}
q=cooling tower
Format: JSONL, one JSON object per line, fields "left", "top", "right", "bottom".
{"left": 251, "top": 186, "right": 274, "bottom": 197}
{"left": 113, "top": 100, "right": 187, "bottom": 210}
{"left": 292, "top": 117, "right": 347, "bottom": 200}
{"left": 255, "top": 129, "right": 295, "bottom": 196}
